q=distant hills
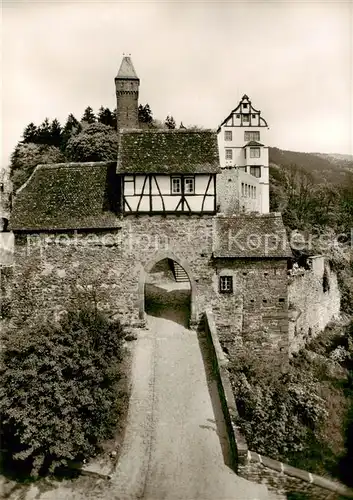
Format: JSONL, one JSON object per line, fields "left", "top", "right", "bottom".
{"left": 269, "top": 147, "right": 353, "bottom": 185}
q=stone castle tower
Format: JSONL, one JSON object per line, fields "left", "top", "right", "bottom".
{"left": 115, "top": 56, "right": 140, "bottom": 131}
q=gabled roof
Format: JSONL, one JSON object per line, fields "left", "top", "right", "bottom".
{"left": 243, "top": 141, "right": 264, "bottom": 147}
{"left": 117, "top": 129, "right": 221, "bottom": 174}
{"left": 213, "top": 213, "right": 292, "bottom": 259}
{"left": 10, "top": 162, "right": 121, "bottom": 231}
{"left": 115, "top": 56, "right": 139, "bottom": 80}
{"left": 217, "top": 94, "right": 268, "bottom": 131}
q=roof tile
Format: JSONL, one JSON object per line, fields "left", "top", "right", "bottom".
{"left": 214, "top": 213, "right": 292, "bottom": 258}
{"left": 10, "top": 162, "right": 120, "bottom": 231}
{"left": 117, "top": 129, "right": 221, "bottom": 174}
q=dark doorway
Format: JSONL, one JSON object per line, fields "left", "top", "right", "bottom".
{"left": 145, "top": 258, "right": 191, "bottom": 327}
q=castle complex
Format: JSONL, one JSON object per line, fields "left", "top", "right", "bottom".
{"left": 0, "top": 56, "right": 340, "bottom": 360}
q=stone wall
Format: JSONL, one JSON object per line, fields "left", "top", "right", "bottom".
{"left": 11, "top": 216, "right": 290, "bottom": 357}
{"left": 204, "top": 309, "right": 353, "bottom": 500}
{"left": 12, "top": 216, "right": 216, "bottom": 327}
{"left": 288, "top": 256, "right": 341, "bottom": 353}
{"left": 239, "top": 452, "right": 353, "bottom": 500}
{"left": 213, "top": 258, "right": 289, "bottom": 358}
{"left": 203, "top": 309, "right": 248, "bottom": 469}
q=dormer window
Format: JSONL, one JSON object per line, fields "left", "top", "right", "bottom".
{"left": 250, "top": 147, "right": 260, "bottom": 158}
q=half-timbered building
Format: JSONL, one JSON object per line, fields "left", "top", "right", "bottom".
{"left": 117, "top": 129, "right": 220, "bottom": 215}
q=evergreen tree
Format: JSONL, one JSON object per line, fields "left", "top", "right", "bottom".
{"left": 138, "top": 104, "right": 153, "bottom": 124}
{"left": 22, "top": 123, "right": 38, "bottom": 143}
{"left": 37, "top": 118, "right": 52, "bottom": 145}
{"left": 97, "top": 106, "right": 114, "bottom": 128}
{"left": 50, "top": 119, "right": 62, "bottom": 148}
{"left": 165, "top": 115, "right": 176, "bottom": 129}
{"left": 61, "top": 114, "right": 81, "bottom": 150}
{"left": 81, "top": 106, "right": 96, "bottom": 124}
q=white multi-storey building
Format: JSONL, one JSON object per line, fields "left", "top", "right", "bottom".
{"left": 217, "top": 94, "right": 270, "bottom": 214}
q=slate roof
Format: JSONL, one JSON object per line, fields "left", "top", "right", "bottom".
{"left": 10, "top": 162, "right": 121, "bottom": 231}
{"left": 117, "top": 130, "right": 221, "bottom": 174}
{"left": 116, "top": 56, "right": 139, "bottom": 80}
{"left": 213, "top": 213, "right": 292, "bottom": 258}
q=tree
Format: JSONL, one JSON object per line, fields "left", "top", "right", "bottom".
{"left": 22, "top": 123, "right": 38, "bottom": 144}
{"left": 65, "top": 122, "right": 118, "bottom": 162}
{"left": 10, "top": 143, "right": 65, "bottom": 191}
{"left": 49, "top": 119, "right": 62, "bottom": 148}
{"left": 165, "top": 115, "right": 176, "bottom": 129}
{"left": 138, "top": 104, "right": 153, "bottom": 125}
{"left": 0, "top": 305, "right": 124, "bottom": 476}
{"left": 81, "top": 106, "right": 96, "bottom": 124}
{"left": 36, "top": 118, "right": 52, "bottom": 145}
{"left": 97, "top": 106, "right": 114, "bottom": 128}
{"left": 61, "top": 113, "right": 82, "bottom": 151}
{"left": 111, "top": 108, "right": 117, "bottom": 130}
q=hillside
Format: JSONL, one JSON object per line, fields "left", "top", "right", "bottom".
{"left": 269, "top": 147, "right": 353, "bottom": 185}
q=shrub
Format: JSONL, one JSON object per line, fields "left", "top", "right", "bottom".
{"left": 0, "top": 306, "right": 125, "bottom": 476}
{"left": 229, "top": 349, "right": 327, "bottom": 461}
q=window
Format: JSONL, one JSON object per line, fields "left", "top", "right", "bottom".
{"left": 243, "top": 115, "right": 250, "bottom": 122}
{"left": 225, "top": 149, "right": 233, "bottom": 160}
{"left": 250, "top": 147, "right": 260, "bottom": 158}
{"left": 243, "top": 103, "right": 248, "bottom": 109}
{"left": 172, "top": 177, "right": 181, "bottom": 194}
{"left": 225, "top": 130, "right": 232, "bottom": 141}
{"left": 252, "top": 114, "right": 256, "bottom": 118}
{"left": 241, "top": 182, "right": 244, "bottom": 196}
{"left": 236, "top": 114, "right": 240, "bottom": 119}
{"left": 244, "top": 131, "right": 260, "bottom": 141}
{"left": 184, "top": 177, "right": 195, "bottom": 194}
{"left": 250, "top": 166, "right": 261, "bottom": 178}
{"left": 220, "top": 276, "right": 233, "bottom": 293}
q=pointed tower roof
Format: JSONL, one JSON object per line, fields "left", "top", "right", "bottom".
{"left": 116, "top": 56, "right": 139, "bottom": 80}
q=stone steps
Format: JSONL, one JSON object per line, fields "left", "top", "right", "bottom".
{"left": 172, "top": 261, "right": 190, "bottom": 282}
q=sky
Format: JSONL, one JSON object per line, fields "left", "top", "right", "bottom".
{"left": 1, "top": 0, "right": 353, "bottom": 170}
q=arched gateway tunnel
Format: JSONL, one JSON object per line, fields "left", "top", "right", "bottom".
{"left": 144, "top": 258, "right": 191, "bottom": 327}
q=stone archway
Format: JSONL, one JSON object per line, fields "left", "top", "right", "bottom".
{"left": 138, "top": 251, "right": 197, "bottom": 326}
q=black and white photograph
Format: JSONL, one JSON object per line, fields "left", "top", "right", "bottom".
{"left": 1, "top": 1, "right": 353, "bottom": 499}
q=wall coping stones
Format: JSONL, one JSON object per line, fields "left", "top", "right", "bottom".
{"left": 204, "top": 309, "right": 249, "bottom": 467}
{"left": 248, "top": 451, "right": 353, "bottom": 498}
{"left": 204, "top": 312, "right": 353, "bottom": 498}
